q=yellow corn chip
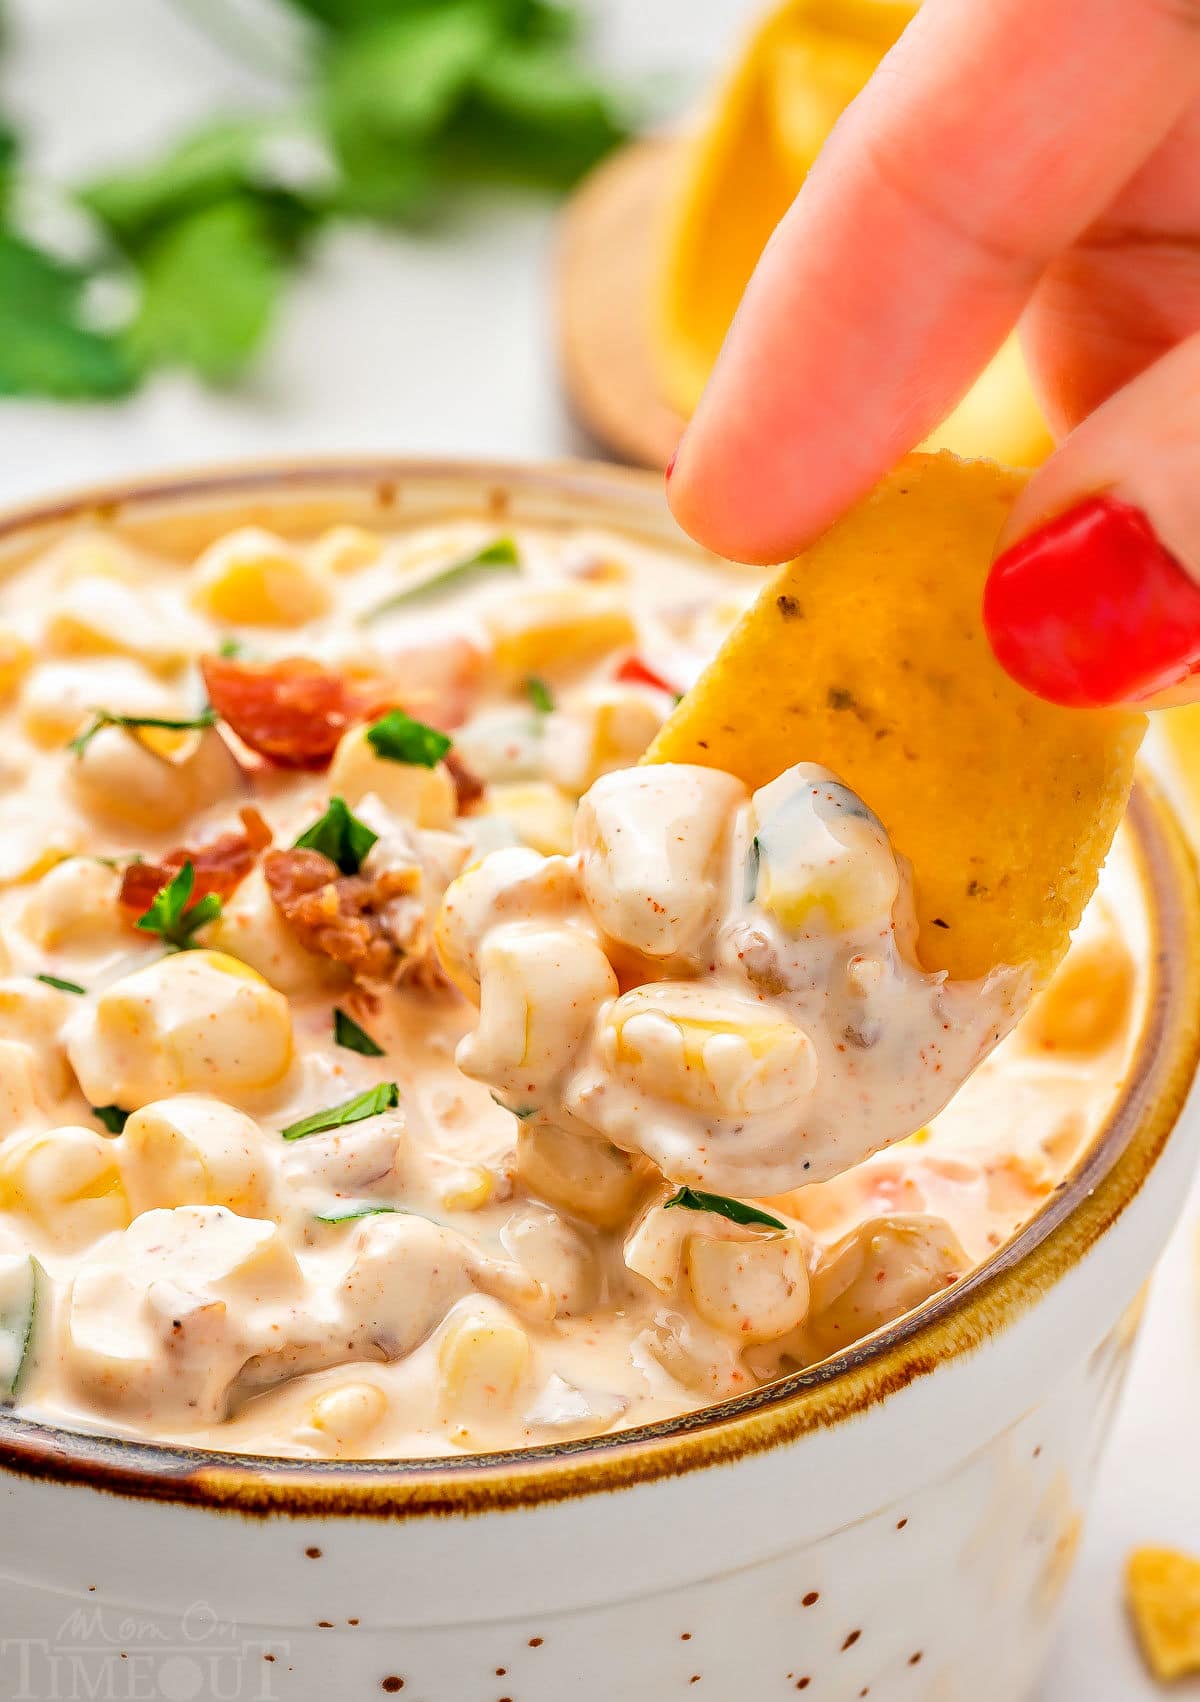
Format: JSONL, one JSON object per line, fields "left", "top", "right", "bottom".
{"left": 654, "top": 0, "right": 1053, "bottom": 467}
{"left": 647, "top": 452, "right": 1144, "bottom": 982}
{"left": 1126, "top": 1547, "right": 1200, "bottom": 1682}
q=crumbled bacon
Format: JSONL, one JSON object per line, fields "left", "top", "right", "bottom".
{"left": 263, "top": 848, "right": 419, "bottom": 983}
{"left": 119, "top": 807, "right": 273, "bottom": 917}
{"left": 202, "top": 656, "right": 397, "bottom": 772}
{"left": 444, "top": 747, "right": 485, "bottom": 812}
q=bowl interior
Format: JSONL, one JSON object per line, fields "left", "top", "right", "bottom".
{"left": 0, "top": 457, "right": 1197, "bottom": 1506}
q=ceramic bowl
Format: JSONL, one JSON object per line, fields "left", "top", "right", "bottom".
{"left": 1, "top": 460, "right": 1198, "bottom": 1702}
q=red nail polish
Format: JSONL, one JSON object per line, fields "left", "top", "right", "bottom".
{"left": 665, "top": 448, "right": 678, "bottom": 482}
{"left": 983, "top": 495, "right": 1200, "bottom": 707}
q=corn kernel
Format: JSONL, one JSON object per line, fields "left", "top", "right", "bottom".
{"left": 517, "top": 1125, "right": 647, "bottom": 1231}
{"left": 67, "top": 950, "right": 294, "bottom": 1109}
{"left": 309, "top": 1380, "right": 388, "bottom": 1446}
{"left": 485, "top": 587, "right": 635, "bottom": 681}
{"left": 607, "top": 984, "right": 816, "bottom": 1116}
{"left": 23, "top": 857, "right": 123, "bottom": 949}
{"left": 310, "top": 525, "right": 383, "bottom": 577}
{"left": 192, "top": 527, "right": 333, "bottom": 625}
{"left": 437, "top": 1300, "right": 530, "bottom": 1411}
{"left": 1026, "top": 932, "right": 1135, "bottom": 1056}
{"left": 0, "top": 1125, "right": 130, "bottom": 1248}
{"left": 18, "top": 657, "right": 179, "bottom": 748}
{"left": 329, "top": 724, "right": 457, "bottom": 828}
{"left": 687, "top": 1230, "right": 810, "bottom": 1344}
{"left": 484, "top": 781, "right": 576, "bottom": 856}
{"left": 0, "top": 627, "right": 32, "bottom": 700}
{"left": 119, "top": 1096, "right": 273, "bottom": 1216}
{"left": 439, "top": 1164, "right": 494, "bottom": 1213}
{"left": 43, "top": 575, "right": 208, "bottom": 672}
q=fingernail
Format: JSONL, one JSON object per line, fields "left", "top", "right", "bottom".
{"left": 983, "top": 494, "right": 1200, "bottom": 707}
{"left": 665, "top": 447, "right": 678, "bottom": 482}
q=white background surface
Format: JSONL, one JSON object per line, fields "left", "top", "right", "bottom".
{"left": 1, "top": 4, "right": 1197, "bottom": 1696}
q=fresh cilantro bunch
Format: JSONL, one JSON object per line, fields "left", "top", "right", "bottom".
{"left": 0, "top": 0, "right": 630, "bottom": 398}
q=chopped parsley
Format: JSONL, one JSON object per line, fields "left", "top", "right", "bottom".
{"left": 280, "top": 1082, "right": 400, "bottom": 1142}
{"left": 333, "top": 1007, "right": 385, "bottom": 1058}
{"left": 69, "top": 706, "right": 218, "bottom": 758}
{"left": 294, "top": 796, "right": 377, "bottom": 875}
{"left": 92, "top": 1105, "right": 129, "bottom": 1134}
{"left": 365, "top": 709, "right": 451, "bottom": 769}
{"left": 362, "top": 537, "right": 519, "bottom": 622}
{"left": 135, "top": 861, "right": 222, "bottom": 950}
{"left": 525, "top": 676, "right": 554, "bottom": 715}
{"left": 35, "top": 974, "right": 85, "bottom": 995}
{"left": 743, "top": 836, "right": 761, "bottom": 904}
{"left": 663, "top": 1187, "right": 786, "bottom": 1232}
{"left": 313, "top": 1204, "right": 402, "bottom": 1224}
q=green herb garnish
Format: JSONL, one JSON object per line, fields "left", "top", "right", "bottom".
{"left": 362, "top": 537, "right": 519, "bottom": 622}
{"left": 744, "top": 836, "right": 761, "bottom": 904}
{"left": 313, "top": 1204, "right": 402, "bottom": 1224}
{"left": 280, "top": 1081, "right": 400, "bottom": 1142}
{"left": 0, "top": 12, "right": 628, "bottom": 401}
{"left": 135, "top": 861, "right": 222, "bottom": 950}
{"left": 525, "top": 676, "right": 554, "bottom": 715}
{"left": 218, "top": 636, "right": 245, "bottom": 658}
{"left": 294, "top": 796, "right": 377, "bottom": 875}
{"left": 365, "top": 709, "right": 451, "bottom": 769}
{"left": 663, "top": 1187, "right": 786, "bottom": 1233}
{"left": 36, "top": 974, "right": 86, "bottom": 995}
{"left": 333, "top": 1008, "right": 385, "bottom": 1057}
{"left": 69, "top": 707, "right": 218, "bottom": 758}
{"left": 92, "top": 1105, "right": 129, "bottom": 1134}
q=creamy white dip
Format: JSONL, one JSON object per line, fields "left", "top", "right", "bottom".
{"left": 0, "top": 511, "right": 1141, "bottom": 1458}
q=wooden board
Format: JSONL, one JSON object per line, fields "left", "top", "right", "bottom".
{"left": 555, "top": 135, "right": 685, "bottom": 471}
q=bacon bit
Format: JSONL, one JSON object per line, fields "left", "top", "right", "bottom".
{"left": 264, "top": 848, "right": 417, "bottom": 983}
{"left": 615, "top": 655, "right": 681, "bottom": 696}
{"left": 202, "top": 656, "right": 397, "bottom": 772}
{"left": 119, "top": 807, "right": 273, "bottom": 915}
{"left": 444, "top": 747, "right": 485, "bottom": 812}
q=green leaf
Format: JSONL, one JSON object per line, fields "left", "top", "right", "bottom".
{"left": 362, "top": 535, "right": 518, "bottom": 621}
{"left": 524, "top": 676, "right": 553, "bottom": 715}
{"left": 663, "top": 1187, "right": 786, "bottom": 1233}
{"left": 82, "top": 118, "right": 327, "bottom": 249}
{"left": 123, "top": 200, "right": 286, "bottom": 383}
{"left": 68, "top": 706, "right": 218, "bottom": 758}
{"left": 324, "top": 4, "right": 503, "bottom": 147}
{"left": 35, "top": 974, "right": 86, "bottom": 995}
{"left": 92, "top": 1105, "right": 129, "bottom": 1134}
{"left": 334, "top": 1006, "right": 385, "bottom": 1056}
{"left": 0, "top": 1252, "right": 42, "bottom": 1403}
{"left": 0, "top": 229, "right": 137, "bottom": 399}
{"left": 444, "top": 36, "right": 629, "bottom": 190}
{"left": 365, "top": 708, "right": 451, "bottom": 768}
{"left": 294, "top": 795, "right": 378, "bottom": 875}
{"left": 280, "top": 1081, "right": 400, "bottom": 1141}
{"left": 134, "top": 861, "right": 223, "bottom": 950}
{"left": 313, "top": 1203, "right": 401, "bottom": 1223}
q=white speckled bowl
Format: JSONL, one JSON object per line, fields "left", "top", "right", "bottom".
{"left": 2, "top": 460, "right": 1198, "bottom": 1702}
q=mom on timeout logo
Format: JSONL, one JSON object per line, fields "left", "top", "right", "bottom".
{"left": 1, "top": 1601, "right": 287, "bottom": 1701}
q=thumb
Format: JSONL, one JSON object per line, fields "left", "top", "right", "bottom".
{"left": 983, "top": 331, "right": 1200, "bottom": 708}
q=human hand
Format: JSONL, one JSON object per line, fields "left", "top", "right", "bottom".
{"left": 665, "top": 0, "right": 1200, "bottom": 708}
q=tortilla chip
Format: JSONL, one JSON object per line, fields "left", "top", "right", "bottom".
{"left": 647, "top": 452, "right": 1144, "bottom": 981}
{"left": 1126, "top": 1547, "right": 1200, "bottom": 1681}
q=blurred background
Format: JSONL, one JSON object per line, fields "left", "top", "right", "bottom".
{"left": 0, "top": 3, "right": 1195, "bottom": 1695}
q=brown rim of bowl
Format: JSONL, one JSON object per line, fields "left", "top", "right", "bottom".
{"left": 0, "top": 457, "right": 1197, "bottom": 1521}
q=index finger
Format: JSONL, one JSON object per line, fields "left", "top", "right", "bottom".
{"left": 667, "top": 0, "right": 1200, "bottom": 564}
